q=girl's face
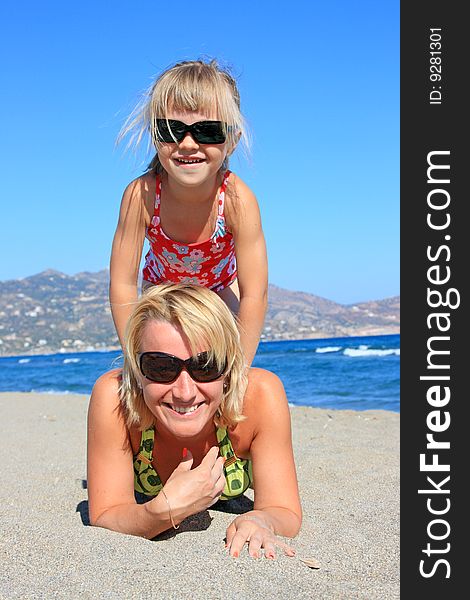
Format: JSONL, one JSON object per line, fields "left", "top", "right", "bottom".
{"left": 157, "top": 108, "right": 230, "bottom": 188}
{"left": 138, "top": 319, "right": 224, "bottom": 439}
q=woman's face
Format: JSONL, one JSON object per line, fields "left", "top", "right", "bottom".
{"left": 138, "top": 320, "right": 224, "bottom": 439}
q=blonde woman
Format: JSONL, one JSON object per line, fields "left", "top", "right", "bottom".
{"left": 87, "top": 284, "right": 301, "bottom": 558}
{"left": 110, "top": 59, "right": 267, "bottom": 366}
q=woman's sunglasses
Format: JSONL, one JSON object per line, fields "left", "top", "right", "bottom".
{"left": 138, "top": 351, "right": 226, "bottom": 384}
{"left": 155, "top": 119, "right": 227, "bottom": 145}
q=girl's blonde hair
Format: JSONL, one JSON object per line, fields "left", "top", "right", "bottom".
{"left": 120, "top": 283, "right": 247, "bottom": 430}
{"left": 118, "top": 59, "right": 249, "bottom": 173}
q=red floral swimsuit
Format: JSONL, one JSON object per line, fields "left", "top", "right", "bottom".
{"left": 142, "top": 170, "right": 237, "bottom": 292}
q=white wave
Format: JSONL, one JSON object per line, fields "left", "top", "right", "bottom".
{"left": 63, "top": 358, "right": 81, "bottom": 364}
{"left": 31, "top": 389, "right": 73, "bottom": 395}
{"left": 344, "top": 348, "right": 400, "bottom": 357}
{"left": 18, "top": 358, "right": 31, "bottom": 364}
{"left": 316, "top": 346, "right": 342, "bottom": 354}
{"left": 358, "top": 345, "right": 369, "bottom": 350}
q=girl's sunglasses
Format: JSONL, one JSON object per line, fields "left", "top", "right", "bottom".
{"left": 155, "top": 119, "right": 227, "bottom": 145}
{"left": 138, "top": 351, "right": 226, "bottom": 384}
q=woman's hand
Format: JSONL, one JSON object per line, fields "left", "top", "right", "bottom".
{"left": 158, "top": 447, "right": 226, "bottom": 524}
{"left": 225, "top": 511, "right": 296, "bottom": 559}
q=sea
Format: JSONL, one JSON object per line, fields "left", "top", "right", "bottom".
{"left": 0, "top": 334, "right": 400, "bottom": 412}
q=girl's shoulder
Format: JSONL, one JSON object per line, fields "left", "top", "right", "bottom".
{"left": 120, "top": 172, "right": 157, "bottom": 220}
{"left": 224, "top": 172, "right": 260, "bottom": 229}
{"left": 225, "top": 171, "right": 255, "bottom": 200}
{"left": 123, "top": 171, "right": 155, "bottom": 195}
{"left": 124, "top": 172, "right": 157, "bottom": 200}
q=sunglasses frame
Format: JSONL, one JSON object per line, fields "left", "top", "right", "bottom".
{"left": 155, "top": 119, "right": 228, "bottom": 145}
{"left": 137, "top": 351, "right": 227, "bottom": 384}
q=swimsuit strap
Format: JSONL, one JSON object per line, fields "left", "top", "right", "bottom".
{"left": 153, "top": 174, "right": 162, "bottom": 218}
{"left": 134, "top": 427, "right": 163, "bottom": 496}
{"left": 216, "top": 426, "right": 253, "bottom": 496}
{"left": 217, "top": 170, "right": 231, "bottom": 217}
{"left": 136, "top": 427, "right": 155, "bottom": 463}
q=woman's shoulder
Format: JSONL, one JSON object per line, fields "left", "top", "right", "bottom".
{"left": 229, "top": 368, "right": 290, "bottom": 456}
{"left": 240, "top": 368, "right": 288, "bottom": 427}
{"left": 92, "top": 367, "right": 122, "bottom": 390}
{"left": 89, "top": 369, "right": 123, "bottom": 413}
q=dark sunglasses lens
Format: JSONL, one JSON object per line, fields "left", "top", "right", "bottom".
{"left": 193, "top": 122, "right": 226, "bottom": 144}
{"left": 140, "top": 354, "right": 179, "bottom": 383}
{"left": 156, "top": 120, "right": 184, "bottom": 142}
{"left": 189, "top": 352, "right": 225, "bottom": 382}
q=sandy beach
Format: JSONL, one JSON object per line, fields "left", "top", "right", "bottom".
{"left": 0, "top": 392, "right": 399, "bottom": 599}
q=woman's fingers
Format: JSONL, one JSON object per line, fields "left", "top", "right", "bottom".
{"left": 227, "top": 528, "right": 249, "bottom": 557}
{"left": 225, "top": 521, "right": 237, "bottom": 549}
{"left": 262, "top": 539, "right": 276, "bottom": 559}
{"left": 247, "top": 533, "right": 263, "bottom": 558}
{"left": 200, "top": 445, "right": 220, "bottom": 467}
{"left": 200, "top": 447, "right": 225, "bottom": 482}
{"left": 225, "top": 519, "right": 296, "bottom": 559}
{"left": 272, "top": 537, "right": 296, "bottom": 556}
{"left": 208, "top": 471, "right": 226, "bottom": 506}
{"left": 215, "top": 470, "right": 226, "bottom": 495}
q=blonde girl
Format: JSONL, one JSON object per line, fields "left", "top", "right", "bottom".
{"left": 110, "top": 59, "right": 268, "bottom": 366}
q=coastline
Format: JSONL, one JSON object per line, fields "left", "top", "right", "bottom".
{"left": 0, "top": 392, "right": 399, "bottom": 599}
{"left": 0, "top": 331, "right": 399, "bottom": 359}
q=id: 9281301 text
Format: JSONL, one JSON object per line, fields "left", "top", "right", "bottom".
{"left": 429, "top": 28, "right": 442, "bottom": 105}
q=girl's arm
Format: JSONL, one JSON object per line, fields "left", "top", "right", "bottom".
{"left": 87, "top": 371, "right": 226, "bottom": 539}
{"left": 225, "top": 368, "right": 302, "bottom": 558}
{"left": 109, "top": 178, "right": 148, "bottom": 348}
{"left": 227, "top": 177, "right": 268, "bottom": 366}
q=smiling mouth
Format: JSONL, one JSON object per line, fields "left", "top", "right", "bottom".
{"left": 164, "top": 402, "right": 204, "bottom": 415}
{"left": 174, "top": 158, "right": 205, "bottom": 165}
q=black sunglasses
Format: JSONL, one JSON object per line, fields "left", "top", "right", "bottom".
{"left": 155, "top": 119, "right": 228, "bottom": 144}
{"left": 138, "top": 351, "right": 226, "bottom": 384}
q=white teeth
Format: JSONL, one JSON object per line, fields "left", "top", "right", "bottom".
{"left": 170, "top": 404, "right": 201, "bottom": 414}
{"left": 177, "top": 158, "right": 202, "bottom": 164}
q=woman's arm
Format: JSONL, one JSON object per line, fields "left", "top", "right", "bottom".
{"left": 225, "top": 368, "right": 302, "bottom": 557}
{"left": 87, "top": 371, "right": 174, "bottom": 538}
{"left": 226, "top": 177, "right": 268, "bottom": 367}
{"left": 87, "top": 371, "right": 226, "bottom": 538}
{"left": 109, "top": 178, "right": 149, "bottom": 348}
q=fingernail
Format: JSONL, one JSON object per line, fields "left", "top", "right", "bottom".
{"left": 182, "top": 447, "right": 188, "bottom": 458}
{"left": 233, "top": 551, "right": 239, "bottom": 558}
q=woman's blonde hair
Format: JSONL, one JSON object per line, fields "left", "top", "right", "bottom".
{"left": 120, "top": 283, "right": 247, "bottom": 430}
{"left": 118, "top": 59, "right": 250, "bottom": 174}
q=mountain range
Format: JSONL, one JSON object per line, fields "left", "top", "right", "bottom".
{"left": 0, "top": 270, "right": 399, "bottom": 356}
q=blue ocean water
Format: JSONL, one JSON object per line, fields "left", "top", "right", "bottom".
{"left": 0, "top": 334, "right": 399, "bottom": 412}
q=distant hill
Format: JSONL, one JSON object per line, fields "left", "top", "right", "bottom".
{"left": 0, "top": 270, "right": 399, "bottom": 356}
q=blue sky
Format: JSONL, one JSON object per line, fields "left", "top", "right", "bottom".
{"left": 0, "top": 0, "right": 398, "bottom": 304}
